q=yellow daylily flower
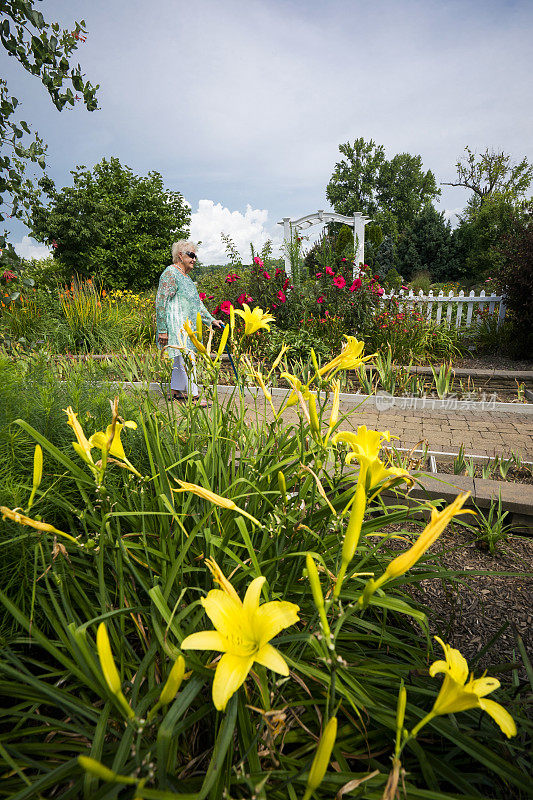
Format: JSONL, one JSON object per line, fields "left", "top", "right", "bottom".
{"left": 183, "top": 318, "right": 208, "bottom": 355}
{"left": 412, "top": 637, "right": 517, "bottom": 739}
{"left": 181, "top": 560, "right": 299, "bottom": 711}
{"left": 234, "top": 303, "right": 275, "bottom": 335}
{"left": 89, "top": 420, "right": 141, "bottom": 477}
{"left": 174, "top": 480, "right": 261, "bottom": 526}
{"left": 367, "top": 458, "right": 413, "bottom": 492}
{"left": 334, "top": 425, "right": 392, "bottom": 467}
{"left": 303, "top": 716, "right": 338, "bottom": 800}
{"left": 374, "top": 493, "right": 472, "bottom": 589}
{"left": 278, "top": 372, "right": 312, "bottom": 412}
{"left": 63, "top": 406, "right": 94, "bottom": 465}
{"left": 318, "top": 336, "right": 375, "bottom": 378}
{"left": 1, "top": 506, "right": 78, "bottom": 544}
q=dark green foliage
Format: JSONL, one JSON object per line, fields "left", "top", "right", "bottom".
{"left": 453, "top": 196, "right": 524, "bottom": 284}
{"left": 31, "top": 158, "right": 190, "bottom": 291}
{"left": 383, "top": 267, "right": 403, "bottom": 291}
{"left": 397, "top": 205, "right": 458, "bottom": 281}
{"left": 496, "top": 210, "right": 533, "bottom": 357}
{"left": 0, "top": 1, "right": 98, "bottom": 231}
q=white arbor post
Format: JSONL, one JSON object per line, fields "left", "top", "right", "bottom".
{"left": 353, "top": 212, "right": 371, "bottom": 271}
{"left": 278, "top": 209, "right": 371, "bottom": 277}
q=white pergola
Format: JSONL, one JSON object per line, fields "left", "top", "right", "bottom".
{"left": 277, "top": 209, "right": 371, "bottom": 276}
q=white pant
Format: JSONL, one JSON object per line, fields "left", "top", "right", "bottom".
{"left": 171, "top": 352, "right": 198, "bottom": 396}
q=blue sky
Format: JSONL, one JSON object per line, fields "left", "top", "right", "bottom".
{"left": 3, "top": 0, "right": 533, "bottom": 263}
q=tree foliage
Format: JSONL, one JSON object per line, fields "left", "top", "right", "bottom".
{"left": 443, "top": 146, "right": 533, "bottom": 218}
{"left": 396, "top": 205, "right": 457, "bottom": 281}
{"left": 496, "top": 209, "right": 533, "bottom": 357}
{"left": 31, "top": 158, "right": 191, "bottom": 291}
{"left": 326, "top": 137, "right": 440, "bottom": 237}
{"left": 0, "top": 0, "right": 98, "bottom": 236}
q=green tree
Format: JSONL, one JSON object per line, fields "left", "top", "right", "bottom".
{"left": 377, "top": 152, "right": 440, "bottom": 234}
{"left": 326, "top": 138, "right": 385, "bottom": 217}
{"left": 31, "top": 158, "right": 191, "bottom": 290}
{"left": 442, "top": 146, "right": 533, "bottom": 218}
{"left": 452, "top": 195, "right": 526, "bottom": 284}
{"left": 326, "top": 138, "right": 439, "bottom": 238}
{"left": 396, "top": 205, "right": 457, "bottom": 281}
{"left": 0, "top": 0, "right": 98, "bottom": 236}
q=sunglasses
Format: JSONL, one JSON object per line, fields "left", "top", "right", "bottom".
{"left": 185, "top": 251, "right": 197, "bottom": 260}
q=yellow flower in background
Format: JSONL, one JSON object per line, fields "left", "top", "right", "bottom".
{"left": 334, "top": 425, "right": 392, "bottom": 467}
{"left": 181, "top": 559, "right": 299, "bottom": 711}
{"left": 318, "top": 336, "right": 375, "bottom": 378}
{"left": 234, "top": 303, "right": 275, "bottom": 335}
{"left": 374, "top": 493, "right": 472, "bottom": 588}
{"left": 414, "top": 637, "right": 516, "bottom": 739}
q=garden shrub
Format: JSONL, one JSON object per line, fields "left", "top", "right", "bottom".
{"left": 496, "top": 209, "right": 533, "bottom": 358}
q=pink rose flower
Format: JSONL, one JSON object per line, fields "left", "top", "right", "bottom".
{"left": 317, "top": 295, "right": 325, "bottom": 304}
{"left": 275, "top": 268, "right": 283, "bottom": 276}
{"left": 254, "top": 257, "right": 264, "bottom": 268}
{"left": 263, "top": 271, "right": 271, "bottom": 279}
{"left": 325, "top": 266, "right": 334, "bottom": 276}
{"left": 208, "top": 295, "right": 214, "bottom": 299}
{"left": 199, "top": 292, "right": 206, "bottom": 300}
{"left": 220, "top": 300, "right": 233, "bottom": 314}
{"left": 277, "top": 290, "right": 286, "bottom": 303}
{"left": 272, "top": 303, "right": 277, "bottom": 309}
{"left": 282, "top": 278, "right": 289, "bottom": 290}
{"left": 349, "top": 278, "right": 362, "bottom": 292}
{"left": 333, "top": 276, "right": 346, "bottom": 288}
{"left": 315, "top": 272, "right": 323, "bottom": 278}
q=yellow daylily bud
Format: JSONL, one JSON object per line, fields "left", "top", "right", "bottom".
{"left": 310, "top": 348, "right": 320, "bottom": 377}
{"left": 78, "top": 756, "right": 137, "bottom": 785}
{"left": 96, "top": 623, "right": 135, "bottom": 719}
{"left": 217, "top": 323, "right": 230, "bottom": 358}
{"left": 306, "top": 554, "right": 324, "bottom": 612}
{"left": 27, "top": 444, "right": 43, "bottom": 510}
{"left": 159, "top": 655, "right": 186, "bottom": 706}
{"left": 303, "top": 716, "right": 338, "bottom": 800}
{"left": 269, "top": 344, "right": 289, "bottom": 375}
{"left": 278, "top": 471, "right": 287, "bottom": 502}
{"left": 308, "top": 395, "right": 321, "bottom": 438}
{"left": 333, "top": 465, "right": 368, "bottom": 600}
{"left": 229, "top": 304, "right": 235, "bottom": 338}
{"left": 196, "top": 312, "right": 203, "bottom": 343}
{"left": 33, "top": 444, "right": 43, "bottom": 491}
{"left": 324, "top": 380, "right": 340, "bottom": 446}
{"left": 1, "top": 506, "right": 78, "bottom": 544}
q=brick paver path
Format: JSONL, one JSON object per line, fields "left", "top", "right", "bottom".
{"left": 235, "top": 392, "right": 533, "bottom": 461}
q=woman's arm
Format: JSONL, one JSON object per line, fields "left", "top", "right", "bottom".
{"left": 156, "top": 269, "right": 178, "bottom": 334}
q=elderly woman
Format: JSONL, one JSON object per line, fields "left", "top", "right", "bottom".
{"left": 156, "top": 241, "right": 223, "bottom": 405}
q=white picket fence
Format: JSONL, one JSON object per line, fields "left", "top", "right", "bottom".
{"left": 380, "top": 289, "right": 507, "bottom": 329}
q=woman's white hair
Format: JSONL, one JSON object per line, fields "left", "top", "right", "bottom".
{"left": 172, "top": 240, "right": 197, "bottom": 263}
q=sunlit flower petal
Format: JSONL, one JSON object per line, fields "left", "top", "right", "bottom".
{"left": 212, "top": 653, "right": 254, "bottom": 711}
{"left": 478, "top": 698, "right": 517, "bottom": 738}
{"left": 254, "top": 643, "right": 289, "bottom": 675}
{"left": 180, "top": 630, "right": 227, "bottom": 652}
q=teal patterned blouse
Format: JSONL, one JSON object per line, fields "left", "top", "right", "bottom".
{"left": 155, "top": 265, "right": 216, "bottom": 354}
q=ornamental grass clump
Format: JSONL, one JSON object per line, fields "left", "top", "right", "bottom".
{"left": 0, "top": 335, "right": 529, "bottom": 799}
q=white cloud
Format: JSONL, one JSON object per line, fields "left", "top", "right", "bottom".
{"left": 189, "top": 199, "right": 282, "bottom": 264}
{"left": 13, "top": 237, "right": 51, "bottom": 261}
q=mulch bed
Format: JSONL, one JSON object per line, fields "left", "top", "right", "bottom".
{"left": 380, "top": 524, "right": 533, "bottom": 678}
{"left": 434, "top": 461, "right": 533, "bottom": 484}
